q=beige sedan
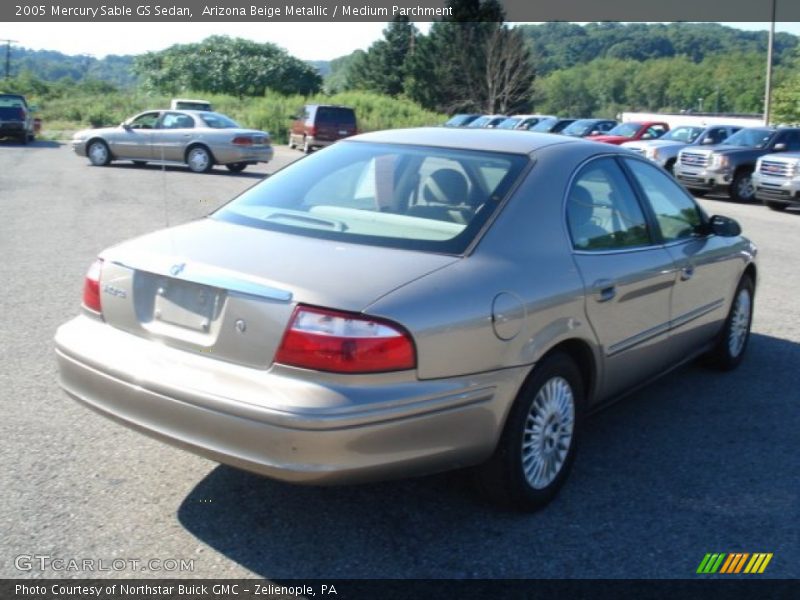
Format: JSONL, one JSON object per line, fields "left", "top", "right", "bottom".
{"left": 71, "top": 110, "right": 273, "bottom": 173}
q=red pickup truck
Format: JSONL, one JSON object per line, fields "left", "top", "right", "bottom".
{"left": 587, "top": 121, "right": 669, "bottom": 145}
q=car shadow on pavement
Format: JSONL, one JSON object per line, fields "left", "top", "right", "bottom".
{"left": 111, "top": 163, "right": 266, "bottom": 178}
{"left": 0, "top": 139, "right": 61, "bottom": 148}
{"left": 176, "top": 332, "right": 799, "bottom": 579}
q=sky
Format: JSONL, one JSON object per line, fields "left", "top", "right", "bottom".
{"left": 4, "top": 21, "right": 800, "bottom": 61}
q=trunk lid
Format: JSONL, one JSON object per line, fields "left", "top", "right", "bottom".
{"left": 97, "top": 218, "right": 457, "bottom": 368}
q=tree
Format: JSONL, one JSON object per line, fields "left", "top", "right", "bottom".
{"left": 133, "top": 36, "right": 321, "bottom": 98}
{"left": 348, "top": 17, "right": 418, "bottom": 96}
{"left": 405, "top": 0, "right": 534, "bottom": 113}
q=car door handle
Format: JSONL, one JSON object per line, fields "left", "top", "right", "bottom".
{"left": 592, "top": 279, "right": 617, "bottom": 303}
{"left": 681, "top": 265, "right": 695, "bottom": 281}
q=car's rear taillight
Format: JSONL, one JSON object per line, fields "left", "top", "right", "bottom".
{"left": 18, "top": 107, "right": 26, "bottom": 120}
{"left": 307, "top": 125, "right": 317, "bottom": 137}
{"left": 232, "top": 136, "right": 254, "bottom": 146}
{"left": 275, "top": 305, "right": 416, "bottom": 373}
{"left": 82, "top": 259, "right": 103, "bottom": 313}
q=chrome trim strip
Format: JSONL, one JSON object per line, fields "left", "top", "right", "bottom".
{"left": 670, "top": 299, "right": 725, "bottom": 330}
{"left": 111, "top": 258, "right": 293, "bottom": 302}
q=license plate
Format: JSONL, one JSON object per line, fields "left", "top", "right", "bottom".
{"left": 153, "top": 279, "right": 219, "bottom": 331}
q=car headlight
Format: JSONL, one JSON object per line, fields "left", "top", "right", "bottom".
{"left": 711, "top": 154, "right": 730, "bottom": 169}
{"left": 645, "top": 147, "right": 660, "bottom": 160}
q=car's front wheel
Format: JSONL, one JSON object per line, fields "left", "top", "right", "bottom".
{"left": 476, "top": 352, "right": 584, "bottom": 511}
{"left": 731, "top": 170, "right": 755, "bottom": 202}
{"left": 705, "top": 275, "right": 754, "bottom": 371}
{"left": 186, "top": 146, "right": 214, "bottom": 173}
{"left": 87, "top": 140, "right": 111, "bottom": 166}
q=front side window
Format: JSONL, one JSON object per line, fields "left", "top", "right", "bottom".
{"left": 722, "top": 128, "right": 773, "bottom": 149}
{"left": 128, "top": 112, "right": 160, "bottom": 129}
{"left": 625, "top": 159, "right": 704, "bottom": 242}
{"left": 214, "top": 141, "right": 528, "bottom": 254}
{"left": 567, "top": 158, "right": 652, "bottom": 251}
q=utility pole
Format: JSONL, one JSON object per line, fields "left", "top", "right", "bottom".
{"left": 1, "top": 39, "right": 17, "bottom": 79}
{"left": 764, "top": 0, "right": 776, "bottom": 125}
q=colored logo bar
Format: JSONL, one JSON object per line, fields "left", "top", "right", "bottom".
{"left": 697, "top": 553, "right": 773, "bottom": 574}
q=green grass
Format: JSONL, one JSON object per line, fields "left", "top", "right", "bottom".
{"left": 33, "top": 90, "right": 446, "bottom": 142}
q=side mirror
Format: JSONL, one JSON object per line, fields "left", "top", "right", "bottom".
{"left": 122, "top": 122, "right": 132, "bottom": 130}
{"left": 708, "top": 215, "right": 741, "bottom": 237}
{"left": 701, "top": 136, "right": 715, "bottom": 145}
{"left": 773, "top": 142, "right": 787, "bottom": 152}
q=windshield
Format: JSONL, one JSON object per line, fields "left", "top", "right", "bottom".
{"left": 213, "top": 141, "right": 528, "bottom": 254}
{"left": 661, "top": 126, "right": 703, "bottom": 143}
{"left": 562, "top": 120, "right": 597, "bottom": 136}
{"left": 198, "top": 112, "right": 241, "bottom": 129}
{"left": 530, "top": 119, "right": 557, "bottom": 132}
{"left": 720, "top": 128, "right": 774, "bottom": 149}
{"left": 606, "top": 123, "right": 641, "bottom": 138}
{"left": 445, "top": 114, "right": 476, "bottom": 127}
{"left": 496, "top": 118, "right": 521, "bottom": 129}
{"left": 467, "top": 117, "right": 491, "bottom": 128}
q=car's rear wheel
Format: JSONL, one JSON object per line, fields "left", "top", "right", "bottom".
{"left": 226, "top": 162, "right": 247, "bottom": 173}
{"left": 764, "top": 200, "right": 788, "bottom": 212}
{"left": 731, "top": 170, "right": 755, "bottom": 203}
{"left": 476, "top": 352, "right": 584, "bottom": 511}
{"left": 87, "top": 140, "right": 111, "bottom": 166}
{"left": 705, "top": 275, "right": 754, "bottom": 371}
{"left": 186, "top": 146, "right": 214, "bottom": 173}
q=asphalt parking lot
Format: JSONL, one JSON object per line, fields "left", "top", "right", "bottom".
{"left": 1, "top": 139, "right": 798, "bottom": 580}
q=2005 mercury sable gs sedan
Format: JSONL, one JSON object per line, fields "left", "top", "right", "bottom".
{"left": 55, "top": 128, "right": 757, "bottom": 511}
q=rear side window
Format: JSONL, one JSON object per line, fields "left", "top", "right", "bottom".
{"left": 316, "top": 107, "right": 356, "bottom": 126}
{"left": 567, "top": 158, "right": 652, "bottom": 251}
{"left": 214, "top": 141, "right": 528, "bottom": 254}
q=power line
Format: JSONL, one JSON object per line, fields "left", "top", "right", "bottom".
{"left": 1, "top": 39, "right": 17, "bottom": 79}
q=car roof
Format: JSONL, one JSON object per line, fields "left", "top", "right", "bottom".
{"left": 350, "top": 126, "right": 587, "bottom": 154}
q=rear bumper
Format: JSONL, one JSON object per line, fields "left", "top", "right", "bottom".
{"left": 212, "top": 144, "right": 274, "bottom": 165}
{"left": 55, "top": 316, "right": 526, "bottom": 484}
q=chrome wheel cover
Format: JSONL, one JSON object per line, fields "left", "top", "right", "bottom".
{"left": 728, "top": 288, "right": 751, "bottom": 358}
{"left": 521, "top": 376, "right": 575, "bottom": 490}
{"left": 88, "top": 142, "right": 107, "bottom": 165}
{"left": 188, "top": 148, "right": 210, "bottom": 172}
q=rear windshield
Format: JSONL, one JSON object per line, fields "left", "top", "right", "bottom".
{"left": 198, "top": 112, "right": 241, "bottom": 129}
{"left": 214, "top": 141, "right": 528, "bottom": 254}
{"left": 316, "top": 106, "right": 356, "bottom": 125}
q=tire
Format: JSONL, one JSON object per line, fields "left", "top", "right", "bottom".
{"left": 27, "top": 132, "right": 35, "bottom": 143}
{"left": 664, "top": 158, "right": 676, "bottom": 174}
{"left": 18, "top": 133, "right": 28, "bottom": 145}
{"left": 764, "top": 200, "right": 788, "bottom": 212}
{"left": 475, "top": 352, "right": 584, "bottom": 511}
{"left": 730, "top": 170, "right": 755, "bottom": 203}
{"left": 303, "top": 137, "right": 312, "bottom": 154}
{"left": 704, "top": 275, "right": 754, "bottom": 371}
{"left": 87, "top": 140, "right": 111, "bottom": 166}
{"left": 186, "top": 145, "right": 214, "bottom": 173}
{"left": 226, "top": 162, "right": 247, "bottom": 173}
